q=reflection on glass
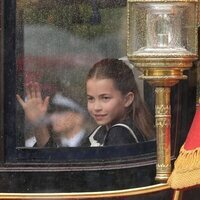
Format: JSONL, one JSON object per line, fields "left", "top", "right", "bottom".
{"left": 22, "top": 91, "right": 88, "bottom": 148}
{"left": 16, "top": 1, "right": 155, "bottom": 147}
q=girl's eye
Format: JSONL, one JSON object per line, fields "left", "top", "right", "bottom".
{"left": 87, "top": 96, "right": 94, "bottom": 102}
{"left": 102, "top": 96, "right": 111, "bottom": 102}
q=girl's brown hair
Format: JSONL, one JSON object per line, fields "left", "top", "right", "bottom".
{"left": 87, "top": 58, "right": 155, "bottom": 140}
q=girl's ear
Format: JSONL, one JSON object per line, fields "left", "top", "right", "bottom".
{"left": 124, "top": 92, "right": 134, "bottom": 107}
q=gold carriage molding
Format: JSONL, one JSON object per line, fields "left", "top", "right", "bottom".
{"left": 127, "top": 0, "right": 199, "bottom": 182}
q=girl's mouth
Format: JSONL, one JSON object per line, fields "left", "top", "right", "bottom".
{"left": 94, "top": 114, "right": 107, "bottom": 121}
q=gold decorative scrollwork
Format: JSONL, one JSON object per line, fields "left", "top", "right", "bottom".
{"left": 156, "top": 118, "right": 171, "bottom": 128}
{"left": 156, "top": 164, "right": 171, "bottom": 170}
{"left": 155, "top": 105, "right": 171, "bottom": 116}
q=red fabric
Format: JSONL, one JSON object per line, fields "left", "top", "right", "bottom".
{"left": 184, "top": 106, "right": 200, "bottom": 150}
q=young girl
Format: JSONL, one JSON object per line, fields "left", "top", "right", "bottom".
{"left": 84, "top": 58, "right": 155, "bottom": 146}
{"left": 17, "top": 58, "right": 155, "bottom": 147}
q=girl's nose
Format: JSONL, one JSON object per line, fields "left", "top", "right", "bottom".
{"left": 93, "top": 100, "right": 102, "bottom": 111}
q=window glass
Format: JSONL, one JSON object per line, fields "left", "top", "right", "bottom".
{"left": 16, "top": 1, "right": 154, "bottom": 148}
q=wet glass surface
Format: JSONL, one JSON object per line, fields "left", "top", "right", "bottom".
{"left": 16, "top": 0, "right": 153, "bottom": 148}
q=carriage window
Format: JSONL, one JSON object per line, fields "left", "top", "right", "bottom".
{"left": 15, "top": 0, "right": 155, "bottom": 148}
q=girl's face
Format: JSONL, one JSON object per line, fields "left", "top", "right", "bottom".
{"left": 87, "top": 78, "right": 133, "bottom": 128}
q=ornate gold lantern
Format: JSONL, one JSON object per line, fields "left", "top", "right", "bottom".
{"left": 127, "top": 0, "right": 199, "bottom": 182}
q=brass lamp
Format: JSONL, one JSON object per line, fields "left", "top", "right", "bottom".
{"left": 127, "top": 0, "right": 199, "bottom": 182}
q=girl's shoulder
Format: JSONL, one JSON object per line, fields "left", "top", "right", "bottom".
{"left": 106, "top": 121, "right": 146, "bottom": 145}
{"left": 109, "top": 123, "right": 140, "bottom": 143}
{"left": 87, "top": 125, "right": 134, "bottom": 147}
{"left": 85, "top": 121, "right": 146, "bottom": 147}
